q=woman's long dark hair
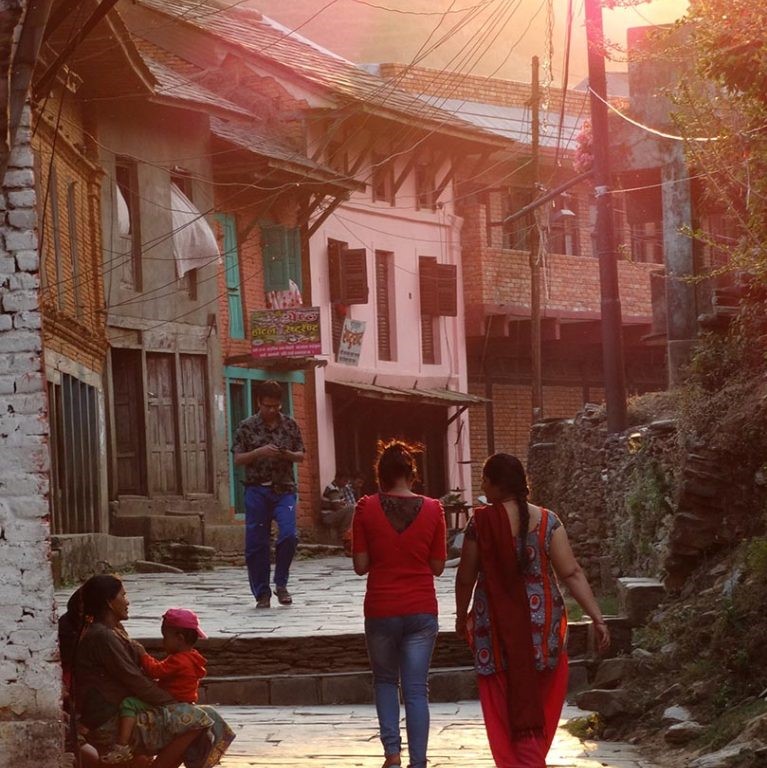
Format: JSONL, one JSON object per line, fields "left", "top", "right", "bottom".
{"left": 375, "top": 439, "right": 422, "bottom": 492}
{"left": 482, "top": 453, "right": 531, "bottom": 571}
{"left": 80, "top": 574, "right": 123, "bottom": 624}
{"left": 62, "top": 574, "right": 123, "bottom": 768}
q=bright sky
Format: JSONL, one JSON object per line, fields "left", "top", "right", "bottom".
{"left": 232, "top": 0, "right": 689, "bottom": 86}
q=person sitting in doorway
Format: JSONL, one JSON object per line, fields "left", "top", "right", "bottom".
{"left": 321, "top": 467, "right": 356, "bottom": 535}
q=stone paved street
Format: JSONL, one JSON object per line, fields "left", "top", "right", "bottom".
{"left": 217, "top": 702, "right": 655, "bottom": 767}
{"left": 56, "top": 557, "right": 446, "bottom": 639}
{"left": 55, "top": 558, "right": 658, "bottom": 767}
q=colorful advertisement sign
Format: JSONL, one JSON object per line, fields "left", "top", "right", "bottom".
{"left": 337, "top": 318, "right": 366, "bottom": 366}
{"left": 251, "top": 306, "right": 321, "bottom": 359}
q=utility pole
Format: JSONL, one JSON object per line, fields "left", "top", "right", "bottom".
{"left": 584, "top": 0, "right": 627, "bottom": 433}
{"left": 529, "top": 55, "right": 543, "bottom": 423}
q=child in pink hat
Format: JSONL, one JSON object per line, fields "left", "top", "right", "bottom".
{"left": 101, "top": 608, "right": 208, "bottom": 764}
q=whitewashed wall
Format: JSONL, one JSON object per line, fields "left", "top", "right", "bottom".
{"left": 0, "top": 104, "right": 63, "bottom": 765}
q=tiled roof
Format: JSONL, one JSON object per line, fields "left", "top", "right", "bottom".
{"left": 129, "top": 29, "right": 356, "bottom": 187}
{"left": 134, "top": 0, "right": 510, "bottom": 146}
{"left": 210, "top": 116, "right": 362, "bottom": 190}
{"left": 132, "top": 38, "right": 253, "bottom": 117}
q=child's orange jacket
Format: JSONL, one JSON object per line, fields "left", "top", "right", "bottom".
{"left": 140, "top": 649, "right": 206, "bottom": 703}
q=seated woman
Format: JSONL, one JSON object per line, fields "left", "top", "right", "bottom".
{"left": 74, "top": 574, "right": 234, "bottom": 768}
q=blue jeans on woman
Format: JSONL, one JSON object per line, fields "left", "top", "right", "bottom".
{"left": 364, "top": 613, "right": 439, "bottom": 768}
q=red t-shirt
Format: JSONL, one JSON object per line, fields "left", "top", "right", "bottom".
{"left": 352, "top": 493, "right": 447, "bottom": 618}
{"left": 140, "top": 648, "right": 206, "bottom": 703}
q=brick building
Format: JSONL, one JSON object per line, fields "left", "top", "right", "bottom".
{"left": 376, "top": 65, "right": 666, "bottom": 492}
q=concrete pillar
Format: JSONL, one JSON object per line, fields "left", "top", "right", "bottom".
{"left": 661, "top": 144, "right": 697, "bottom": 386}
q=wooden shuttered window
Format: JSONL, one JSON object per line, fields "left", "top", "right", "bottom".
{"left": 421, "top": 314, "right": 437, "bottom": 365}
{"left": 415, "top": 163, "right": 437, "bottom": 211}
{"left": 372, "top": 152, "right": 395, "bottom": 204}
{"left": 328, "top": 239, "right": 368, "bottom": 304}
{"left": 375, "top": 251, "right": 393, "bottom": 361}
{"left": 502, "top": 187, "right": 533, "bottom": 251}
{"left": 261, "top": 224, "right": 301, "bottom": 292}
{"left": 115, "top": 157, "right": 142, "bottom": 290}
{"left": 419, "top": 256, "right": 457, "bottom": 317}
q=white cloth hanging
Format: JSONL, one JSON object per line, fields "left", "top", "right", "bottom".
{"left": 115, "top": 182, "right": 131, "bottom": 237}
{"left": 171, "top": 183, "right": 221, "bottom": 277}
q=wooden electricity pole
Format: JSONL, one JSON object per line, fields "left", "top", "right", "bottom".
{"left": 530, "top": 56, "right": 543, "bottom": 423}
{"left": 584, "top": 0, "right": 627, "bottom": 432}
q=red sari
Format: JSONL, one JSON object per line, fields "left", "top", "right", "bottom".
{"left": 469, "top": 503, "right": 568, "bottom": 767}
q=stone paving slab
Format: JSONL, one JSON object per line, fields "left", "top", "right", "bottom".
{"left": 55, "top": 557, "right": 456, "bottom": 638}
{"left": 217, "top": 702, "right": 657, "bottom": 767}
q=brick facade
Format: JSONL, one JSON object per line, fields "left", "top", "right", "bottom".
{"left": 214, "top": 181, "right": 321, "bottom": 532}
{"left": 467, "top": 381, "right": 605, "bottom": 499}
{"left": 397, "top": 56, "right": 663, "bottom": 483}
{"left": 0, "top": 105, "right": 63, "bottom": 765}
{"left": 378, "top": 63, "right": 590, "bottom": 116}
{"left": 460, "top": 194, "right": 656, "bottom": 323}
{"left": 34, "top": 105, "right": 107, "bottom": 375}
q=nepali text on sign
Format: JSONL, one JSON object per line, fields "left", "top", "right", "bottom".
{"left": 337, "top": 318, "right": 366, "bottom": 366}
{"left": 251, "top": 306, "right": 321, "bottom": 359}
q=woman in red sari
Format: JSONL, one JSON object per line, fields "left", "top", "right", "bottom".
{"left": 455, "top": 453, "right": 610, "bottom": 768}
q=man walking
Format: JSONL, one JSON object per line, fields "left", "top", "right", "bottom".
{"left": 233, "top": 380, "right": 305, "bottom": 608}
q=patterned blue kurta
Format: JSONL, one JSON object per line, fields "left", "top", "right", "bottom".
{"left": 466, "top": 508, "right": 567, "bottom": 674}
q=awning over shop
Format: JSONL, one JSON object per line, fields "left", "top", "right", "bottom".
{"left": 326, "top": 380, "right": 487, "bottom": 408}
{"left": 224, "top": 354, "right": 328, "bottom": 372}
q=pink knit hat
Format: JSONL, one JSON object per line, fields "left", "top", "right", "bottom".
{"left": 162, "top": 608, "right": 207, "bottom": 639}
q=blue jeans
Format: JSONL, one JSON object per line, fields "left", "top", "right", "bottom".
{"left": 244, "top": 485, "right": 298, "bottom": 600}
{"left": 365, "top": 613, "right": 438, "bottom": 768}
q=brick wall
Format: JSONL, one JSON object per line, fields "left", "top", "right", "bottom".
{"left": 0, "top": 106, "right": 63, "bottom": 765}
{"left": 214, "top": 197, "right": 321, "bottom": 531}
{"left": 467, "top": 381, "right": 605, "bottom": 501}
{"left": 378, "top": 63, "right": 590, "bottom": 116}
{"left": 34, "top": 96, "right": 107, "bottom": 375}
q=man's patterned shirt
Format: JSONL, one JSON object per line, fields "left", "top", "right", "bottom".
{"left": 232, "top": 412, "right": 305, "bottom": 492}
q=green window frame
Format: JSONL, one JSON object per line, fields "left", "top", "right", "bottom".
{"left": 216, "top": 214, "right": 244, "bottom": 339}
{"left": 261, "top": 223, "right": 302, "bottom": 293}
{"left": 225, "top": 367, "right": 304, "bottom": 519}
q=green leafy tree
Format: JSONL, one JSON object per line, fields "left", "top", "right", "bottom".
{"left": 675, "top": 0, "right": 767, "bottom": 279}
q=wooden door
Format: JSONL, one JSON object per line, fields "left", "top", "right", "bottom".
{"left": 146, "top": 353, "right": 179, "bottom": 494}
{"left": 112, "top": 349, "right": 145, "bottom": 495}
{"left": 179, "top": 354, "right": 211, "bottom": 493}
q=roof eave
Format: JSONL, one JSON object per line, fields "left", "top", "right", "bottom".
{"left": 147, "top": 93, "right": 251, "bottom": 120}
{"left": 351, "top": 101, "right": 514, "bottom": 151}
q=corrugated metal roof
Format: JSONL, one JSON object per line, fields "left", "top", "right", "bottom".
{"left": 327, "top": 380, "right": 486, "bottom": 407}
{"left": 134, "top": 0, "right": 511, "bottom": 147}
{"left": 417, "top": 97, "right": 587, "bottom": 148}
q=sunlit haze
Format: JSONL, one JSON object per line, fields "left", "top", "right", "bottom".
{"left": 229, "top": 0, "right": 689, "bottom": 86}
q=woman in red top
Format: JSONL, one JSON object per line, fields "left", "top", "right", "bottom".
{"left": 352, "top": 440, "right": 447, "bottom": 768}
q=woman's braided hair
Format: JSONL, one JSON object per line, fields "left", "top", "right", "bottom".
{"left": 482, "top": 453, "right": 531, "bottom": 571}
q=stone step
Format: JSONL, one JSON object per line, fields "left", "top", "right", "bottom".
{"left": 199, "top": 659, "right": 597, "bottom": 707}
{"left": 616, "top": 577, "right": 665, "bottom": 627}
{"left": 137, "top": 619, "right": 630, "bottom": 678}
